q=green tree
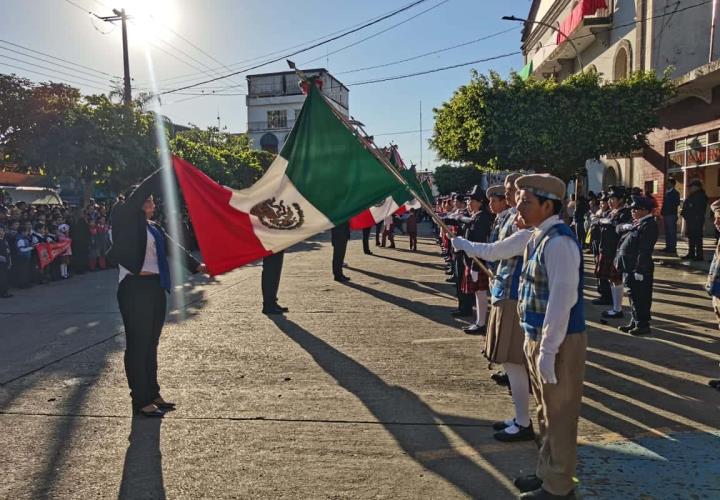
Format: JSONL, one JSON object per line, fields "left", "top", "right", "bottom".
{"left": 169, "top": 126, "right": 268, "bottom": 189}
{"left": 431, "top": 70, "right": 676, "bottom": 180}
{"left": 433, "top": 164, "right": 486, "bottom": 195}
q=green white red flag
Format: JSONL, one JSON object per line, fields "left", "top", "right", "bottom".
{"left": 173, "top": 84, "right": 406, "bottom": 275}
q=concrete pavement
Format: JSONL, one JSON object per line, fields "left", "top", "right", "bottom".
{"left": 1, "top": 224, "right": 719, "bottom": 499}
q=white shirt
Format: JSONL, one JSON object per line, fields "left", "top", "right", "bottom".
{"left": 383, "top": 216, "right": 393, "bottom": 228}
{"left": 457, "top": 215, "right": 580, "bottom": 355}
{"left": 529, "top": 216, "right": 580, "bottom": 356}
{"left": 118, "top": 227, "right": 160, "bottom": 283}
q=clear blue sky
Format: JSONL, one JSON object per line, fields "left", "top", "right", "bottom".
{"left": 0, "top": 0, "right": 533, "bottom": 170}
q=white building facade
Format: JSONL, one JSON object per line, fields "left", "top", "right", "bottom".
{"left": 246, "top": 69, "right": 349, "bottom": 154}
{"left": 522, "top": 0, "right": 720, "bottom": 196}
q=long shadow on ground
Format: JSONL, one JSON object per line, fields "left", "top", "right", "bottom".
{"left": 270, "top": 316, "right": 523, "bottom": 499}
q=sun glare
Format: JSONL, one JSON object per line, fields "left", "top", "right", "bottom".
{"left": 118, "top": 0, "right": 179, "bottom": 44}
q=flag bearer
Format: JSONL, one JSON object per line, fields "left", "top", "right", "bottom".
{"left": 513, "top": 174, "right": 586, "bottom": 500}
{"left": 615, "top": 195, "right": 658, "bottom": 336}
{"left": 452, "top": 173, "right": 537, "bottom": 444}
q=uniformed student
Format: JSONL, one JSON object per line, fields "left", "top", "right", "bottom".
{"left": 452, "top": 174, "right": 537, "bottom": 444}
{"left": 615, "top": 195, "right": 658, "bottom": 336}
{"left": 445, "top": 195, "right": 473, "bottom": 317}
{"left": 706, "top": 199, "right": 720, "bottom": 391}
{"left": 331, "top": 221, "right": 351, "bottom": 282}
{"left": 459, "top": 186, "right": 494, "bottom": 334}
{"left": 589, "top": 193, "right": 611, "bottom": 304}
{"left": 513, "top": 174, "right": 586, "bottom": 500}
{"left": 595, "top": 186, "right": 632, "bottom": 320}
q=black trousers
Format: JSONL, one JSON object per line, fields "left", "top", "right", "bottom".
{"left": 454, "top": 253, "right": 473, "bottom": 313}
{"left": 375, "top": 222, "right": 383, "bottom": 245}
{"left": 362, "top": 227, "right": 372, "bottom": 253}
{"left": 15, "top": 258, "right": 32, "bottom": 288}
{"left": 117, "top": 275, "right": 167, "bottom": 411}
{"left": 332, "top": 237, "right": 348, "bottom": 278}
{"left": 687, "top": 222, "right": 704, "bottom": 258}
{"left": 262, "top": 252, "right": 284, "bottom": 307}
{"left": 625, "top": 270, "right": 653, "bottom": 327}
{"left": 0, "top": 264, "right": 8, "bottom": 295}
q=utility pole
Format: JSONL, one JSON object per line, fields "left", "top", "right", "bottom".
{"left": 419, "top": 100, "right": 423, "bottom": 170}
{"left": 99, "top": 9, "right": 131, "bottom": 105}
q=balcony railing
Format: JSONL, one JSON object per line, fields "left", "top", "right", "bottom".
{"left": 247, "top": 119, "right": 296, "bottom": 132}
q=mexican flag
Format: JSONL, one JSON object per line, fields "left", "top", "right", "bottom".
{"left": 349, "top": 148, "right": 420, "bottom": 230}
{"left": 173, "top": 83, "right": 405, "bottom": 275}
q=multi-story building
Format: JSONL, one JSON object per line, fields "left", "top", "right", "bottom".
{"left": 520, "top": 0, "right": 720, "bottom": 208}
{"left": 245, "top": 69, "right": 349, "bottom": 154}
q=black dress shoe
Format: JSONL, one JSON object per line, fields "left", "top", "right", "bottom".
{"left": 494, "top": 422, "right": 535, "bottom": 442}
{"left": 274, "top": 303, "right": 289, "bottom": 312}
{"left": 462, "top": 324, "right": 486, "bottom": 335}
{"left": 262, "top": 305, "right": 285, "bottom": 315}
{"left": 134, "top": 407, "right": 165, "bottom": 418}
{"left": 363, "top": 251, "right": 373, "bottom": 255}
{"left": 629, "top": 325, "right": 652, "bottom": 336}
{"left": 591, "top": 297, "right": 613, "bottom": 306}
{"left": 445, "top": 276, "right": 456, "bottom": 283}
{"left": 492, "top": 419, "right": 514, "bottom": 431}
{"left": 520, "top": 488, "right": 575, "bottom": 499}
{"left": 491, "top": 370, "right": 509, "bottom": 386}
{"left": 709, "top": 379, "right": 720, "bottom": 389}
{"left": 514, "top": 475, "right": 543, "bottom": 493}
{"left": 451, "top": 309, "right": 473, "bottom": 318}
{"left": 334, "top": 275, "right": 351, "bottom": 282}
{"left": 618, "top": 323, "right": 636, "bottom": 333}
{"left": 155, "top": 401, "right": 176, "bottom": 411}
{"left": 601, "top": 310, "right": 624, "bottom": 319}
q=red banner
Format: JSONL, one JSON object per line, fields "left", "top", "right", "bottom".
{"left": 36, "top": 240, "right": 72, "bottom": 269}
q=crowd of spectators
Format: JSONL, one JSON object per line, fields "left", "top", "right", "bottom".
{"left": 0, "top": 194, "right": 200, "bottom": 299}
{"left": 0, "top": 199, "right": 116, "bottom": 298}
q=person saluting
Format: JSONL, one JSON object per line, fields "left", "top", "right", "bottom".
{"left": 108, "top": 169, "right": 206, "bottom": 417}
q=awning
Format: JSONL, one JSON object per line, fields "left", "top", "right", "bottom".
{"left": 557, "top": 0, "right": 608, "bottom": 43}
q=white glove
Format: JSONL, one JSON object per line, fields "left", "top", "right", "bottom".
{"left": 451, "top": 237, "right": 468, "bottom": 252}
{"left": 618, "top": 223, "right": 633, "bottom": 232}
{"left": 634, "top": 273, "right": 644, "bottom": 281}
{"left": 538, "top": 351, "right": 557, "bottom": 385}
{"left": 470, "top": 270, "right": 479, "bottom": 281}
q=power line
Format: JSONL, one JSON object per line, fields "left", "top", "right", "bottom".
{"left": 0, "top": 61, "right": 108, "bottom": 92}
{"left": 0, "top": 54, "right": 113, "bottom": 87}
{"left": 374, "top": 128, "right": 433, "bottom": 137}
{"left": 335, "top": 27, "right": 518, "bottom": 75}
{"left": 347, "top": 51, "right": 522, "bottom": 86}
{"left": 300, "top": 0, "right": 451, "bottom": 65}
{"left": 148, "top": 0, "right": 433, "bottom": 87}
{"left": 0, "top": 39, "right": 119, "bottom": 79}
{"left": 157, "top": 0, "right": 431, "bottom": 96}
{"left": 0, "top": 44, "right": 117, "bottom": 83}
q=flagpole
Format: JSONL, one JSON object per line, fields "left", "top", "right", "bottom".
{"left": 290, "top": 67, "right": 494, "bottom": 279}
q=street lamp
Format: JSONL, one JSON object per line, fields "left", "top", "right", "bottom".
{"left": 502, "top": 15, "right": 584, "bottom": 74}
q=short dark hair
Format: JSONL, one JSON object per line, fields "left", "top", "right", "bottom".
{"left": 536, "top": 195, "right": 563, "bottom": 215}
{"left": 668, "top": 177, "right": 676, "bottom": 186}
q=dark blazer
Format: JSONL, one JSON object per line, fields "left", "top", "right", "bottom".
{"left": 681, "top": 189, "right": 708, "bottom": 224}
{"left": 107, "top": 168, "right": 200, "bottom": 275}
{"left": 614, "top": 216, "right": 659, "bottom": 275}
{"left": 598, "top": 207, "right": 632, "bottom": 255}
{"left": 661, "top": 188, "right": 680, "bottom": 216}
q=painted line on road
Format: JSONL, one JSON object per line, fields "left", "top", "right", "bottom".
{"left": 0, "top": 410, "right": 500, "bottom": 428}
{"left": 412, "top": 337, "right": 482, "bottom": 344}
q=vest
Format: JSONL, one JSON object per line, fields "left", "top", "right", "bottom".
{"left": 707, "top": 244, "right": 720, "bottom": 298}
{"left": 518, "top": 222, "right": 585, "bottom": 341}
{"left": 490, "top": 210, "right": 524, "bottom": 304}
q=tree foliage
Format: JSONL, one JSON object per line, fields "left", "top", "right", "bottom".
{"left": 0, "top": 73, "right": 273, "bottom": 202}
{"left": 431, "top": 70, "right": 676, "bottom": 180}
{"left": 433, "top": 164, "right": 486, "bottom": 195}
{"left": 169, "top": 126, "right": 271, "bottom": 189}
